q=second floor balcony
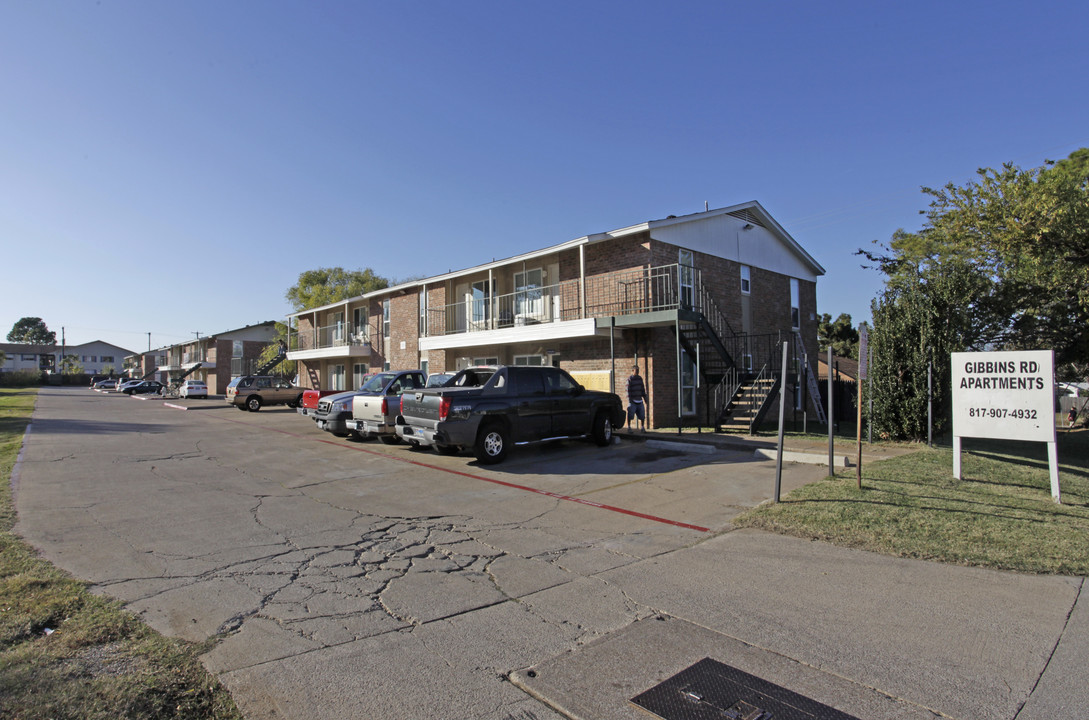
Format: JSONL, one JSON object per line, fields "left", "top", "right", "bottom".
{"left": 288, "top": 322, "right": 371, "bottom": 360}
{"left": 422, "top": 263, "right": 732, "bottom": 348}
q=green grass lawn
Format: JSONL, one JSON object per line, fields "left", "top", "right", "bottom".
{"left": 734, "top": 426, "right": 1089, "bottom": 575}
{"left": 0, "top": 388, "right": 242, "bottom": 719}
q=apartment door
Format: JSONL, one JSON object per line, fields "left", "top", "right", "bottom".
{"left": 678, "top": 249, "right": 695, "bottom": 308}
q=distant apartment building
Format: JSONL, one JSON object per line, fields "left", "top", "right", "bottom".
{"left": 127, "top": 322, "right": 281, "bottom": 395}
{"left": 1, "top": 340, "right": 135, "bottom": 376}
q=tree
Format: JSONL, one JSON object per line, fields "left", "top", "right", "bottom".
{"left": 285, "top": 267, "right": 390, "bottom": 312}
{"left": 867, "top": 254, "right": 991, "bottom": 441}
{"left": 858, "top": 149, "right": 1089, "bottom": 439}
{"left": 817, "top": 313, "right": 860, "bottom": 359}
{"left": 917, "top": 150, "right": 1089, "bottom": 365}
{"left": 60, "top": 355, "right": 83, "bottom": 374}
{"left": 7, "top": 317, "right": 57, "bottom": 344}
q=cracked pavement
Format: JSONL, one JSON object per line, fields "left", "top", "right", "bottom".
{"left": 12, "top": 388, "right": 1089, "bottom": 720}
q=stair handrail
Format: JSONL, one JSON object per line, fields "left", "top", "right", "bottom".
{"left": 738, "top": 362, "right": 772, "bottom": 430}
{"left": 697, "top": 280, "right": 736, "bottom": 340}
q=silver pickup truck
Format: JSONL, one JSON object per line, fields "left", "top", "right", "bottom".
{"left": 396, "top": 365, "right": 623, "bottom": 464}
{"left": 345, "top": 370, "right": 426, "bottom": 444}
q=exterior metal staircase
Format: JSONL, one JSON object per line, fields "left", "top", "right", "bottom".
{"left": 715, "top": 366, "right": 780, "bottom": 434}
{"left": 675, "top": 284, "right": 736, "bottom": 385}
{"left": 254, "top": 343, "right": 288, "bottom": 376}
{"left": 162, "top": 362, "right": 203, "bottom": 398}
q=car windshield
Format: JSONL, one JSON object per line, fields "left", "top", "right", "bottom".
{"left": 359, "top": 373, "right": 396, "bottom": 393}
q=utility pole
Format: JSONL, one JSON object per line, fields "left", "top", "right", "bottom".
{"left": 61, "top": 326, "right": 66, "bottom": 375}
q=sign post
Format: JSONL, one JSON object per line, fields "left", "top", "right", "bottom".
{"left": 856, "top": 325, "right": 868, "bottom": 487}
{"left": 952, "top": 350, "right": 1060, "bottom": 503}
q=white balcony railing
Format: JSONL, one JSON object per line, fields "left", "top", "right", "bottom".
{"left": 424, "top": 264, "right": 705, "bottom": 338}
{"left": 292, "top": 323, "right": 370, "bottom": 352}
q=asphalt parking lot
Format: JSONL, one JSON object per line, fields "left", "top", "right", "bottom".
{"left": 13, "top": 387, "right": 1088, "bottom": 720}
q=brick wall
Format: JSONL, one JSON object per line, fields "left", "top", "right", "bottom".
{"left": 389, "top": 291, "right": 420, "bottom": 370}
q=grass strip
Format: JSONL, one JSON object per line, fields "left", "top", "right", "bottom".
{"left": 0, "top": 387, "right": 242, "bottom": 719}
{"left": 734, "top": 427, "right": 1089, "bottom": 575}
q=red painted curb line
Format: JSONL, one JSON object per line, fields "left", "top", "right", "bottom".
{"left": 210, "top": 414, "right": 711, "bottom": 533}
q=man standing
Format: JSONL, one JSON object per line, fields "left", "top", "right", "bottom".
{"left": 626, "top": 364, "right": 647, "bottom": 432}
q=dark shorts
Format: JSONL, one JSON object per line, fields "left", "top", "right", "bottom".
{"left": 627, "top": 401, "right": 645, "bottom": 421}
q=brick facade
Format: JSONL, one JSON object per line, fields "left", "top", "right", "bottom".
{"left": 286, "top": 203, "right": 823, "bottom": 428}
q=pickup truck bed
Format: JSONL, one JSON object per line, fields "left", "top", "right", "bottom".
{"left": 344, "top": 370, "right": 426, "bottom": 443}
{"left": 298, "top": 388, "right": 342, "bottom": 417}
{"left": 397, "top": 365, "right": 623, "bottom": 464}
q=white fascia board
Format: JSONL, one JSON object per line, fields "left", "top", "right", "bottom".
{"left": 363, "top": 236, "right": 593, "bottom": 302}
{"left": 419, "top": 318, "right": 598, "bottom": 351}
{"left": 287, "top": 298, "right": 356, "bottom": 319}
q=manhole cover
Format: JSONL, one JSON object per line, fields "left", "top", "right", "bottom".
{"left": 631, "top": 657, "right": 861, "bottom": 720}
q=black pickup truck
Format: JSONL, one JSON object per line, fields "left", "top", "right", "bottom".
{"left": 395, "top": 365, "right": 624, "bottom": 464}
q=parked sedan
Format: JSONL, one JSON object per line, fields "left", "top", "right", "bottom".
{"left": 92, "top": 378, "right": 119, "bottom": 390}
{"left": 178, "top": 380, "right": 208, "bottom": 398}
{"left": 123, "top": 380, "right": 165, "bottom": 395}
{"left": 116, "top": 379, "right": 144, "bottom": 393}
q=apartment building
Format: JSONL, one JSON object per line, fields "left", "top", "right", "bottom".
{"left": 288, "top": 202, "right": 825, "bottom": 430}
{"left": 1, "top": 340, "right": 135, "bottom": 376}
{"left": 129, "top": 322, "right": 281, "bottom": 394}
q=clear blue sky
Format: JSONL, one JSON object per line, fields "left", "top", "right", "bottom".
{"left": 3, "top": 1, "right": 1086, "bottom": 354}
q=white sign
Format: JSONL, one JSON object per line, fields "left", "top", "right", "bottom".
{"left": 951, "top": 350, "right": 1060, "bottom": 502}
{"left": 952, "top": 350, "right": 1054, "bottom": 443}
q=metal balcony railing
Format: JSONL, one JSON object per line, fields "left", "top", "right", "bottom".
{"left": 423, "top": 264, "right": 722, "bottom": 338}
{"left": 292, "top": 324, "right": 370, "bottom": 352}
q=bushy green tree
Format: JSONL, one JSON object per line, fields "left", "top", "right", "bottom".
{"left": 285, "top": 267, "right": 389, "bottom": 312}
{"left": 868, "top": 255, "right": 991, "bottom": 441}
{"left": 7, "top": 317, "right": 57, "bottom": 344}
{"left": 861, "top": 148, "right": 1089, "bottom": 440}
{"left": 60, "top": 355, "right": 83, "bottom": 374}
{"left": 817, "top": 312, "right": 860, "bottom": 359}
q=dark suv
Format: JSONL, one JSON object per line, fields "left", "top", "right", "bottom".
{"left": 225, "top": 375, "right": 302, "bottom": 412}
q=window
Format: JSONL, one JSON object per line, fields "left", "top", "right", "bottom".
{"left": 790, "top": 278, "right": 800, "bottom": 330}
{"left": 740, "top": 265, "right": 751, "bottom": 294}
{"left": 21, "top": 354, "right": 36, "bottom": 361}
{"left": 514, "top": 268, "right": 543, "bottom": 319}
{"left": 514, "top": 355, "right": 543, "bottom": 366}
{"left": 471, "top": 280, "right": 491, "bottom": 327}
{"left": 418, "top": 291, "right": 427, "bottom": 335}
{"left": 420, "top": 359, "right": 429, "bottom": 377}
{"left": 681, "top": 350, "right": 697, "bottom": 416}
{"left": 382, "top": 300, "right": 390, "bottom": 339}
{"left": 232, "top": 341, "right": 243, "bottom": 358}
{"left": 329, "top": 364, "right": 345, "bottom": 391}
{"left": 330, "top": 311, "right": 345, "bottom": 343}
{"left": 510, "top": 368, "right": 546, "bottom": 396}
{"left": 353, "top": 363, "right": 369, "bottom": 389}
{"left": 101, "top": 355, "right": 114, "bottom": 363}
{"left": 679, "top": 249, "right": 694, "bottom": 307}
{"left": 472, "top": 356, "right": 499, "bottom": 366}
{"left": 543, "top": 367, "right": 577, "bottom": 394}
{"left": 353, "top": 308, "right": 367, "bottom": 342}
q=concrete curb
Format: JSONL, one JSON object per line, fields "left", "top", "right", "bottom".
{"left": 646, "top": 439, "right": 718, "bottom": 455}
{"left": 753, "top": 447, "right": 850, "bottom": 467}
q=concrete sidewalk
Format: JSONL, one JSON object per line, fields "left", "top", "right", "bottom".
{"left": 11, "top": 387, "right": 1087, "bottom": 720}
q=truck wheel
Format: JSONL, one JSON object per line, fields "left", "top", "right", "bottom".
{"left": 379, "top": 435, "right": 401, "bottom": 445}
{"left": 474, "top": 422, "right": 509, "bottom": 464}
{"left": 246, "top": 396, "right": 262, "bottom": 412}
{"left": 435, "top": 444, "right": 459, "bottom": 456}
{"left": 592, "top": 411, "right": 613, "bottom": 446}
